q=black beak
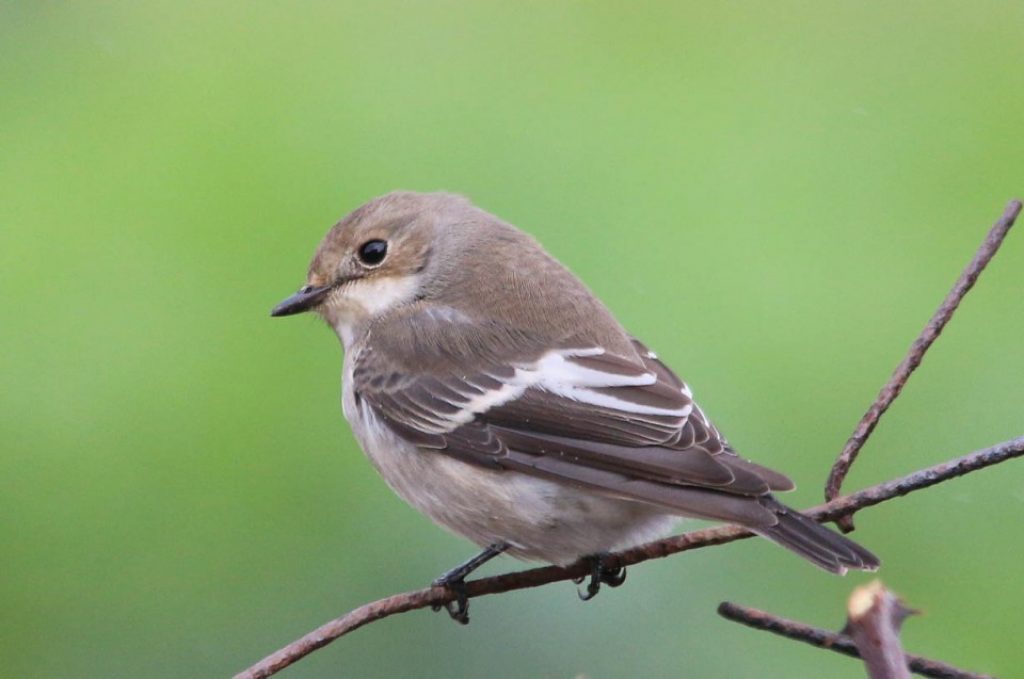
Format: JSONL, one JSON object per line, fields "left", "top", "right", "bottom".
{"left": 271, "top": 284, "right": 333, "bottom": 317}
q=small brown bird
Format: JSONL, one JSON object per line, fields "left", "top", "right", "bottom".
{"left": 272, "top": 191, "right": 878, "bottom": 622}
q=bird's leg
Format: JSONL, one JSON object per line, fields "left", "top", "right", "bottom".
{"left": 576, "top": 553, "right": 627, "bottom": 601}
{"left": 434, "top": 542, "right": 508, "bottom": 586}
{"left": 431, "top": 542, "right": 508, "bottom": 624}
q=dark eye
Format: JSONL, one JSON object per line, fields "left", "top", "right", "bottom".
{"left": 357, "top": 239, "right": 388, "bottom": 266}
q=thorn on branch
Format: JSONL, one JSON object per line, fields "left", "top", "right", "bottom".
{"left": 718, "top": 587, "right": 993, "bottom": 679}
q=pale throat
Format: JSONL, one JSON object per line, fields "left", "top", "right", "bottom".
{"left": 319, "top": 273, "right": 422, "bottom": 349}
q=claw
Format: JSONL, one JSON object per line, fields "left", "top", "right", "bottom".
{"left": 430, "top": 543, "right": 508, "bottom": 626}
{"left": 575, "top": 554, "right": 626, "bottom": 601}
{"left": 602, "top": 563, "right": 627, "bottom": 588}
{"left": 434, "top": 579, "right": 470, "bottom": 625}
{"left": 577, "top": 577, "right": 601, "bottom": 601}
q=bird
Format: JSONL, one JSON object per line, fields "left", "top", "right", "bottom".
{"left": 271, "top": 191, "right": 879, "bottom": 623}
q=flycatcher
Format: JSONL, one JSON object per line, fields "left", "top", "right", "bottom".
{"left": 272, "top": 191, "right": 878, "bottom": 623}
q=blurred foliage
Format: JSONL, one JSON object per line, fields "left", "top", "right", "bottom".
{"left": 2, "top": 2, "right": 1023, "bottom": 677}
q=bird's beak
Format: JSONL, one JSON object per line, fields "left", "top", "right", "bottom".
{"left": 271, "top": 284, "right": 333, "bottom": 317}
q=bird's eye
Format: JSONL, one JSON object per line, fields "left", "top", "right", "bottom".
{"left": 357, "top": 239, "right": 388, "bottom": 266}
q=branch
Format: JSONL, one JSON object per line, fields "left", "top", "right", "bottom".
{"left": 235, "top": 435, "right": 1024, "bottom": 679}
{"left": 825, "top": 199, "right": 1021, "bottom": 530}
{"left": 846, "top": 581, "right": 915, "bottom": 679}
{"left": 718, "top": 594, "right": 992, "bottom": 679}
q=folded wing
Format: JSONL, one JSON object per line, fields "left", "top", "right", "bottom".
{"left": 353, "top": 338, "right": 792, "bottom": 518}
{"left": 353, "top": 334, "right": 878, "bottom": 573}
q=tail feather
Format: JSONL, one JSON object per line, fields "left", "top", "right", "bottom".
{"left": 754, "top": 497, "right": 879, "bottom": 574}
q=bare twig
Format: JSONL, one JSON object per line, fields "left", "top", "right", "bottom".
{"left": 718, "top": 598, "right": 992, "bottom": 679}
{"left": 235, "top": 436, "right": 1024, "bottom": 679}
{"left": 825, "top": 199, "right": 1021, "bottom": 531}
{"left": 846, "top": 581, "right": 915, "bottom": 679}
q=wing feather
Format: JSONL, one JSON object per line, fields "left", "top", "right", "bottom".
{"left": 351, "top": 336, "right": 796, "bottom": 519}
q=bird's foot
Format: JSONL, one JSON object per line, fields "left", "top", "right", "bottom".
{"left": 431, "top": 575, "right": 471, "bottom": 625}
{"left": 430, "top": 543, "right": 508, "bottom": 625}
{"left": 576, "top": 553, "right": 627, "bottom": 601}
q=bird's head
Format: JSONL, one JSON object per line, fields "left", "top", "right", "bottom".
{"left": 270, "top": 191, "right": 481, "bottom": 343}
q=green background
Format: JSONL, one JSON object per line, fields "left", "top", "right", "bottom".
{"left": 3, "top": 2, "right": 1023, "bottom": 677}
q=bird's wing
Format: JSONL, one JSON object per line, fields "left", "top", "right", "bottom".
{"left": 352, "top": 331, "right": 795, "bottom": 526}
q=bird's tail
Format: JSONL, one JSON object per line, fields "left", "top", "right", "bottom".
{"left": 753, "top": 497, "right": 879, "bottom": 575}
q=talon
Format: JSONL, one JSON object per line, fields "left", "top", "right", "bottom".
{"left": 575, "top": 554, "right": 626, "bottom": 601}
{"left": 576, "top": 556, "right": 602, "bottom": 602}
{"left": 445, "top": 597, "right": 470, "bottom": 625}
{"left": 601, "top": 564, "right": 627, "bottom": 588}
{"left": 435, "top": 578, "right": 471, "bottom": 625}
{"left": 577, "top": 577, "right": 601, "bottom": 601}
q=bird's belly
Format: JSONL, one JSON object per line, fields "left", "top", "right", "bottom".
{"left": 343, "top": 386, "right": 676, "bottom": 565}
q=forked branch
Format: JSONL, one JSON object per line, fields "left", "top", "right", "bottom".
{"left": 825, "top": 200, "right": 1021, "bottom": 530}
{"left": 235, "top": 436, "right": 1024, "bottom": 679}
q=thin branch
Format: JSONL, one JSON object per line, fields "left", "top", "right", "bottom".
{"left": 846, "top": 581, "right": 915, "bottom": 679}
{"left": 718, "top": 599, "right": 992, "bottom": 679}
{"left": 235, "top": 435, "right": 1024, "bottom": 679}
{"left": 825, "top": 199, "right": 1021, "bottom": 530}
